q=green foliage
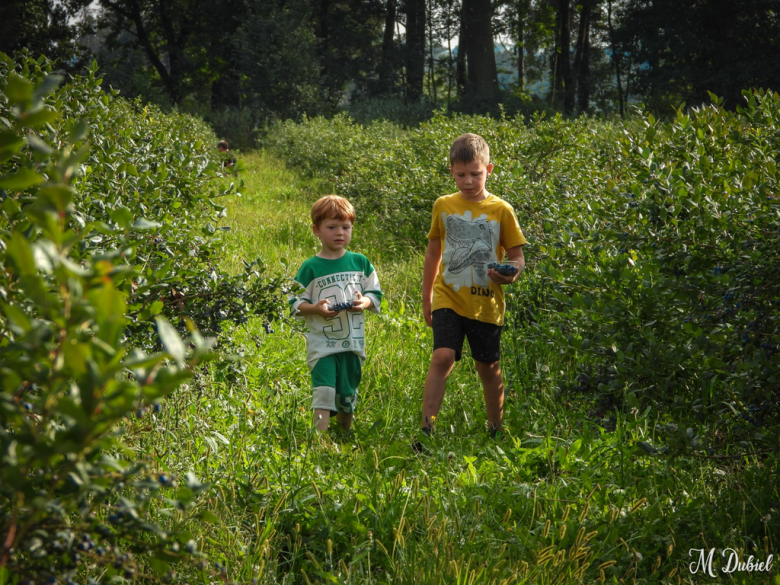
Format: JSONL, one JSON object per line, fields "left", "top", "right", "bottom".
{"left": 61, "top": 145, "right": 771, "bottom": 584}
{"left": 234, "top": 0, "right": 322, "bottom": 122}
{"left": 0, "top": 54, "right": 282, "bottom": 581}
{"left": 345, "top": 96, "right": 438, "bottom": 128}
{"left": 534, "top": 93, "right": 780, "bottom": 447}
{"left": 182, "top": 150, "right": 779, "bottom": 583}
{"left": 266, "top": 99, "right": 780, "bottom": 449}
{"left": 615, "top": 0, "right": 780, "bottom": 111}
{"left": 0, "top": 2, "right": 93, "bottom": 71}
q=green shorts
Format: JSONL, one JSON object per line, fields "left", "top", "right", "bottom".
{"left": 311, "top": 352, "right": 362, "bottom": 414}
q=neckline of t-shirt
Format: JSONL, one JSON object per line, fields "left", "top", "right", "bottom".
{"left": 314, "top": 251, "right": 353, "bottom": 261}
{"left": 455, "top": 191, "right": 494, "bottom": 204}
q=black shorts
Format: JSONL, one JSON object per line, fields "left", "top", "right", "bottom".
{"left": 432, "top": 308, "right": 502, "bottom": 363}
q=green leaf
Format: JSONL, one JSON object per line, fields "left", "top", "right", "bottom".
{"left": 1, "top": 303, "right": 31, "bottom": 333}
{"left": 37, "top": 184, "right": 76, "bottom": 211}
{"left": 69, "top": 120, "right": 89, "bottom": 143}
{"left": 0, "top": 167, "right": 44, "bottom": 190}
{"left": 3, "top": 72, "right": 34, "bottom": 104}
{"left": 26, "top": 134, "right": 52, "bottom": 154}
{"left": 133, "top": 218, "right": 161, "bottom": 230}
{"left": 148, "top": 557, "right": 170, "bottom": 576}
{"left": 89, "top": 284, "right": 127, "bottom": 325}
{"left": 111, "top": 205, "right": 133, "bottom": 228}
{"left": 198, "top": 509, "right": 221, "bottom": 524}
{"left": 0, "top": 131, "right": 24, "bottom": 153}
{"left": 7, "top": 232, "right": 36, "bottom": 275}
{"left": 32, "top": 74, "right": 63, "bottom": 101}
{"left": 18, "top": 107, "right": 59, "bottom": 129}
{"left": 2, "top": 196, "right": 21, "bottom": 217}
{"left": 636, "top": 441, "right": 659, "bottom": 455}
{"left": 156, "top": 317, "right": 185, "bottom": 365}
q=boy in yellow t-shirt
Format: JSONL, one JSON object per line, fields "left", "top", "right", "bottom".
{"left": 420, "top": 133, "right": 527, "bottom": 441}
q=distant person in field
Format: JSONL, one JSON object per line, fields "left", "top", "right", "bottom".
{"left": 288, "top": 195, "right": 383, "bottom": 432}
{"left": 217, "top": 140, "right": 235, "bottom": 168}
{"left": 418, "top": 133, "right": 526, "bottom": 446}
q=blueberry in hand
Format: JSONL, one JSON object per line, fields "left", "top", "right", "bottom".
{"left": 329, "top": 300, "right": 354, "bottom": 313}
{"left": 488, "top": 262, "right": 518, "bottom": 276}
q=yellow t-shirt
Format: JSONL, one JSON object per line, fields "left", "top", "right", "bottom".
{"left": 427, "top": 192, "right": 527, "bottom": 326}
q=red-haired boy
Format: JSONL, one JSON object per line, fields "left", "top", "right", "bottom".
{"left": 289, "top": 195, "right": 383, "bottom": 432}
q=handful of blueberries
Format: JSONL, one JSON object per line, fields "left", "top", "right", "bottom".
{"left": 487, "top": 261, "right": 519, "bottom": 276}
{"left": 328, "top": 300, "right": 354, "bottom": 313}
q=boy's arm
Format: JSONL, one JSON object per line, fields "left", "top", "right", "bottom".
{"left": 487, "top": 245, "right": 525, "bottom": 285}
{"left": 348, "top": 257, "right": 382, "bottom": 313}
{"left": 296, "top": 300, "right": 338, "bottom": 318}
{"left": 422, "top": 238, "right": 442, "bottom": 327}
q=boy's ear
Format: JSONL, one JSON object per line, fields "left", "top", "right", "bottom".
{"left": 486, "top": 163, "right": 494, "bottom": 174}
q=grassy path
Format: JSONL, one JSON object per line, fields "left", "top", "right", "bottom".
{"left": 131, "top": 151, "right": 777, "bottom": 584}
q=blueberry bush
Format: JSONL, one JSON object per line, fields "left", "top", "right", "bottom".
{"left": 266, "top": 98, "right": 780, "bottom": 452}
{"left": 0, "top": 54, "right": 282, "bottom": 582}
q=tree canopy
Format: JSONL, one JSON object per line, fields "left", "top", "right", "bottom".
{"left": 5, "top": 0, "right": 780, "bottom": 131}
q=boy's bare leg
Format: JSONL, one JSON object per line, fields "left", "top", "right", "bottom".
{"left": 422, "top": 348, "right": 457, "bottom": 429}
{"left": 313, "top": 409, "right": 330, "bottom": 432}
{"left": 336, "top": 411, "right": 353, "bottom": 431}
{"left": 475, "top": 360, "right": 504, "bottom": 432}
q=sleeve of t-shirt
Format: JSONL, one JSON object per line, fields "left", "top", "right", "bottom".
{"left": 427, "top": 198, "right": 443, "bottom": 240}
{"left": 361, "top": 255, "right": 383, "bottom": 314}
{"left": 500, "top": 204, "right": 528, "bottom": 249}
{"left": 288, "top": 262, "right": 314, "bottom": 318}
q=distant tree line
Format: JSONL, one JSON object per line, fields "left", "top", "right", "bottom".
{"left": 3, "top": 0, "right": 780, "bottom": 123}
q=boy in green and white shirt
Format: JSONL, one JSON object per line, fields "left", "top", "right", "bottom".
{"left": 288, "top": 195, "right": 383, "bottom": 431}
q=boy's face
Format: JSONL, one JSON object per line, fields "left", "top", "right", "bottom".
{"left": 313, "top": 217, "right": 353, "bottom": 254}
{"left": 450, "top": 160, "right": 493, "bottom": 200}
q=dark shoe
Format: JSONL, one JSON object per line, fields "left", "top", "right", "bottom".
{"left": 412, "top": 426, "right": 432, "bottom": 453}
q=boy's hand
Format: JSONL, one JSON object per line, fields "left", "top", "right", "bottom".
{"left": 423, "top": 301, "right": 432, "bottom": 327}
{"left": 487, "top": 266, "right": 520, "bottom": 285}
{"left": 314, "top": 299, "right": 338, "bottom": 318}
{"left": 347, "top": 292, "right": 372, "bottom": 312}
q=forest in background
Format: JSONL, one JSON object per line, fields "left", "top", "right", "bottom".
{"left": 3, "top": 0, "right": 780, "bottom": 147}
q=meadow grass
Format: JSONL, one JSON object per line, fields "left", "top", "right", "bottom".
{"left": 127, "top": 151, "right": 779, "bottom": 585}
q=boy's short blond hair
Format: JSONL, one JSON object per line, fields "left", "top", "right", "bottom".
{"left": 449, "top": 133, "right": 490, "bottom": 166}
{"left": 311, "top": 195, "right": 356, "bottom": 226}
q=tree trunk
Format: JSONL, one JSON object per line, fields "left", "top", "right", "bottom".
{"left": 516, "top": 0, "right": 525, "bottom": 91}
{"left": 316, "top": 0, "right": 332, "bottom": 87}
{"left": 156, "top": 0, "right": 189, "bottom": 102}
{"left": 405, "top": 0, "right": 426, "bottom": 101}
{"left": 380, "top": 0, "right": 397, "bottom": 91}
{"left": 104, "top": 0, "right": 181, "bottom": 103}
{"left": 446, "top": 0, "right": 453, "bottom": 108}
{"left": 573, "top": 0, "right": 591, "bottom": 112}
{"left": 556, "top": 0, "right": 574, "bottom": 115}
{"left": 607, "top": 0, "right": 624, "bottom": 117}
{"left": 461, "top": 0, "right": 499, "bottom": 107}
{"left": 456, "top": 4, "right": 466, "bottom": 93}
{"left": 427, "top": 0, "right": 437, "bottom": 103}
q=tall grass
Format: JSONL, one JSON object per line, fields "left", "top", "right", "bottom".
{"left": 125, "top": 151, "right": 778, "bottom": 584}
